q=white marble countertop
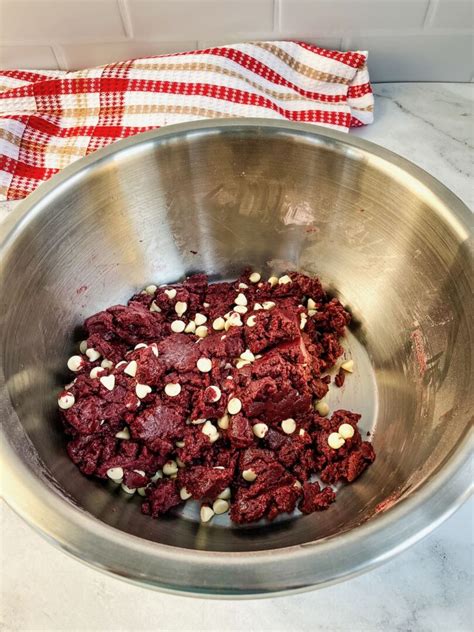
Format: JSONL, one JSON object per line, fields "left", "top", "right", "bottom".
{"left": 1, "top": 83, "right": 473, "bottom": 632}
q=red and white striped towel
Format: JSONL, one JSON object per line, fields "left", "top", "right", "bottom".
{"left": 0, "top": 41, "right": 373, "bottom": 201}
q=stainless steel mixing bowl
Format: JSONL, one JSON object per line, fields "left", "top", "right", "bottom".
{"left": 1, "top": 120, "right": 472, "bottom": 597}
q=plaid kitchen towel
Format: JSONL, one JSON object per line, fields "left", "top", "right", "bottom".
{"left": 0, "top": 41, "right": 373, "bottom": 201}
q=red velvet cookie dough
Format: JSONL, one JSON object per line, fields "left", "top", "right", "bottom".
{"left": 58, "top": 269, "right": 375, "bottom": 525}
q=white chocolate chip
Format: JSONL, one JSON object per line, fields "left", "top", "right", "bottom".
{"left": 191, "top": 418, "right": 206, "bottom": 425}
{"left": 100, "top": 374, "right": 115, "bottom": 391}
{"left": 218, "top": 487, "right": 231, "bottom": 500}
{"left": 281, "top": 418, "right": 296, "bottom": 434}
{"left": 299, "top": 428, "right": 306, "bottom": 437}
{"left": 253, "top": 303, "right": 263, "bottom": 311}
{"left": 278, "top": 274, "right": 292, "bottom": 285}
{"left": 79, "top": 340, "right": 88, "bottom": 354}
{"left": 195, "top": 325, "right": 209, "bottom": 338}
{"left": 151, "top": 470, "right": 163, "bottom": 482}
{"left": 255, "top": 354, "right": 262, "bottom": 359}
{"left": 163, "top": 460, "right": 178, "bottom": 476}
{"left": 203, "top": 302, "right": 210, "bottom": 308}
{"left": 175, "top": 440, "right": 185, "bottom": 448}
{"left": 134, "top": 343, "right": 147, "bottom": 350}
{"left": 315, "top": 401, "right": 330, "bottom": 416}
{"left": 209, "top": 432, "right": 220, "bottom": 443}
{"left": 137, "top": 487, "right": 148, "bottom": 497}
{"left": 164, "top": 289, "right": 177, "bottom": 299}
{"left": 200, "top": 505, "right": 215, "bottom": 523}
{"left": 268, "top": 276, "right": 278, "bottom": 287}
{"left": 106, "top": 467, "right": 123, "bottom": 482}
{"left": 124, "top": 360, "right": 137, "bottom": 377}
{"left": 236, "top": 359, "right": 251, "bottom": 369}
{"left": 235, "top": 293, "right": 248, "bottom": 306}
{"left": 225, "top": 313, "right": 243, "bottom": 330}
{"left": 338, "top": 423, "right": 355, "bottom": 439}
{"left": 197, "top": 357, "right": 212, "bottom": 373}
{"left": 213, "top": 499, "right": 229, "bottom": 514}
{"left": 308, "top": 309, "right": 317, "bottom": 317}
{"left": 121, "top": 483, "right": 136, "bottom": 494}
{"left": 217, "top": 414, "right": 230, "bottom": 429}
{"left": 240, "top": 349, "right": 255, "bottom": 362}
{"left": 238, "top": 282, "right": 249, "bottom": 289}
{"left": 180, "top": 487, "right": 192, "bottom": 500}
{"left": 58, "top": 392, "right": 75, "bottom": 409}
{"left": 134, "top": 469, "right": 145, "bottom": 477}
{"left": 101, "top": 359, "right": 114, "bottom": 369}
{"left": 176, "top": 457, "right": 186, "bottom": 468}
{"left": 242, "top": 469, "right": 257, "bottom": 482}
{"left": 212, "top": 317, "right": 225, "bottom": 331}
{"left": 171, "top": 320, "right": 186, "bottom": 333}
{"left": 145, "top": 284, "right": 157, "bottom": 295}
{"left": 67, "top": 355, "right": 83, "bottom": 372}
{"left": 341, "top": 359, "right": 354, "bottom": 373}
{"left": 136, "top": 383, "right": 152, "bottom": 399}
{"left": 202, "top": 420, "right": 218, "bottom": 437}
{"left": 227, "top": 397, "right": 242, "bottom": 415}
{"left": 300, "top": 313, "right": 308, "bottom": 330}
{"left": 115, "top": 427, "right": 130, "bottom": 440}
{"left": 234, "top": 305, "right": 248, "bottom": 314}
{"left": 262, "top": 301, "right": 276, "bottom": 310}
{"left": 252, "top": 422, "right": 268, "bottom": 438}
{"left": 328, "top": 432, "right": 345, "bottom": 449}
{"left": 246, "top": 315, "right": 257, "bottom": 327}
{"left": 89, "top": 366, "right": 103, "bottom": 379}
{"left": 175, "top": 301, "right": 187, "bottom": 317}
{"left": 249, "top": 272, "right": 261, "bottom": 283}
{"left": 194, "top": 313, "right": 207, "bottom": 326}
{"left": 164, "top": 383, "right": 181, "bottom": 397}
{"left": 86, "top": 348, "right": 101, "bottom": 362}
{"left": 307, "top": 298, "right": 316, "bottom": 309}
{"left": 208, "top": 386, "right": 222, "bottom": 402}
{"left": 184, "top": 320, "right": 196, "bottom": 333}
{"left": 150, "top": 300, "right": 161, "bottom": 313}
{"left": 293, "top": 480, "right": 302, "bottom": 489}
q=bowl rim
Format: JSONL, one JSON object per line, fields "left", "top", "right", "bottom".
{"left": 1, "top": 118, "right": 473, "bottom": 597}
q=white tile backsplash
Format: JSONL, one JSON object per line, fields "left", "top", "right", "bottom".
{"left": 197, "top": 36, "right": 343, "bottom": 51}
{"left": 60, "top": 40, "right": 198, "bottom": 71}
{"left": 347, "top": 32, "right": 474, "bottom": 82}
{"left": 0, "top": 44, "right": 58, "bottom": 70}
{"left": 280, "top": 0, "right": 430, "bottom": 34}
{"left": 0, "top": 0, "right": 472, "bottom": 80}
{"left": 429, "top": 0, "right": 473, "bottom": 29}
{"left": 127, "top": 0, "right": 275, "bottom": 39}
{"left": 0, "top": 0, "right": 127, "bottom": 43}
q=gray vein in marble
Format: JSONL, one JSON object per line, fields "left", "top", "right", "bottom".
{"left": 376, "top": 92, "right": 473, "bottom": 150}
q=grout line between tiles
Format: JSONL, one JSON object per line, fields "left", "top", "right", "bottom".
{"left": 423, "top": 0, "right": 439, "bottom": 28}
{"left": 341, "top": 34, "right": 351, "bottom": 50}
{"left": 52, "top": 44, "right": 68, "bottom": 71}
{"left": 273, "top": 0, "right": 281, "bottom": 33}
{"left": 118, "top": 0, "right": 134, "bottom": 39}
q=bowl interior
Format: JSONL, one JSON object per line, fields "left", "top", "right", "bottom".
{"left": 2, "top": 123, "right": 472, "bottom": 553}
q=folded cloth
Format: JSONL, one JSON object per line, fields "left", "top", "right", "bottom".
{"left": 0, "top": 41, "right": 373, "bottom": 201}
